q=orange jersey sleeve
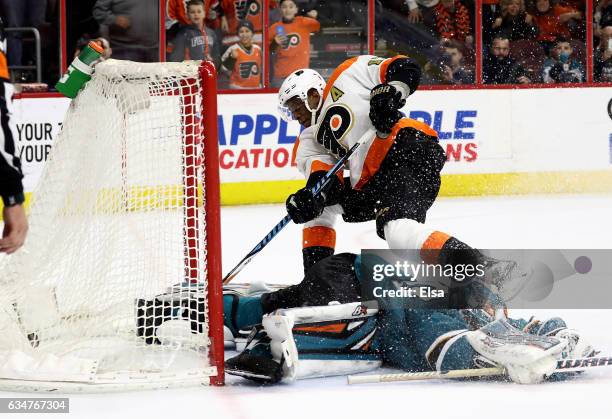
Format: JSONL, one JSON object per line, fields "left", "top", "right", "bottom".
{"left": 0, "top": 52, "right": 8, "bottom": 80}
{"left": 303, "top": 16, "right": 320, "bottom": 33}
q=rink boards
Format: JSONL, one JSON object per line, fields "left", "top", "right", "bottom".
{"left": 11, "top": 86, "right": 612, "bottom": 206}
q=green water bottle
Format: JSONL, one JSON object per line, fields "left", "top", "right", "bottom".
{"left": 55, "top": 41, "right": 104, "bottom": 98}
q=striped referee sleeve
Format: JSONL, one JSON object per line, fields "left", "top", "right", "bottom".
{"left": 0, "top": 79, "right": 24, "bottom": 206}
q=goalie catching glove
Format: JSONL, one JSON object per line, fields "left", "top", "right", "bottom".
{"left": 286, "top": 170, "right": 343, "bottom": 224}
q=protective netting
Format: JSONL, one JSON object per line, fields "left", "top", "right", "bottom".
{"left": 0, "top": 60, "right": 219, "bottom": 391}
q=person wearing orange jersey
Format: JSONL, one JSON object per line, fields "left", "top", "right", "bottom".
{"left": 269, "top": 0, "right": 320, "bottom": 86}
{"left": 532, "top": 0, "right": 581, "bottom": 47}
{"left": 0, "top": 17, "right": 28, "bottom": 254}
{"left": 221, "top": 20, "right": 262, "bottom": 89}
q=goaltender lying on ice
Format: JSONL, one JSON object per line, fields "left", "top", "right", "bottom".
{"left": 140, "top": 252, "right": 597, "bottom": 385}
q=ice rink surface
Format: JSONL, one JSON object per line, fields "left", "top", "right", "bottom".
{"left": 4, "top": 194, "right": 612, "bottom": 419}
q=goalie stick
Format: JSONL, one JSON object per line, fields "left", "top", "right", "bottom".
{"left": 347, "top": 355, "right": 612, "bottom": 385}
{"left": 222, "top": 128, "right": 376, "bottom": 285}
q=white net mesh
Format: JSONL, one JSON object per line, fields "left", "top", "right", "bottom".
{"left": 0, "top": 60, "right": 220, "bottom": 391}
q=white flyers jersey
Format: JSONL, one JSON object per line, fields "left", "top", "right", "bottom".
{"left": 293, "top": 55, "right": 408, "bottom": 189}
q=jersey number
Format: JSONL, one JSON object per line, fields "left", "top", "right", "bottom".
{"left": 316, "top": 105, "right": 353, "bottom": 158}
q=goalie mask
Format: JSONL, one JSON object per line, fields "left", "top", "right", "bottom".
{"left": 278, "top": 68, "right": 326, "bottom": 127}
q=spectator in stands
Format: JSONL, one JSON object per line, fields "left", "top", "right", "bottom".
{"left": 218, "top": 0, "right": 275, "bottom": 47}
{"left": 0, "top": 0, "right": 47, "bottom": 67}
{"left": 167, "top": 0, "right": 220, "bottom": 67}
{"left": 270, "top": 0, "right": 316, "bottom": 23}
{"left": 492, "top": 0, "right": 538, "bottom": 40}
{"left": 93, "top": 0, "right": 159, "bottom": 62}
{"left": 595, "top": 0, "right": 612, "bottom": 37}
{"left": 269, "top": 0, "right": 320, "bottom": 86}
{"left": 532, "top": 0, "right": 581, "bottom": 51}
{"left": 439, "top": 39, "right": 474, "bottom": 83}
{"left": 221, "top": 20, "right": 262, "bottom": 88}
{"left": 433, "top": 0, "right": 473, "bottom": 46}
{"left": 482, "top": 0, "right": 501, "bottom": 45}
{"left": 404, "top": 0, "right": 440, "bottom": 30}
{"left": 73, "top": 37, "right": 112, "bottom": 60}
{"left": 483, "top": 35, "right": 531, "bottom": 83}
{"left": 0, "top": 19, "right": 27, "bottom": 254}
{"left": 375, "top": 1, "right": 441, "bottom": 67}
{"left": 166, "top": 0, "right": 220, "bottom": 41}
{"left": 542, "top": 37, "right": 584, "bottom": 83}
{"left": 595, "top": 25, "right": 612, "bottom": 82}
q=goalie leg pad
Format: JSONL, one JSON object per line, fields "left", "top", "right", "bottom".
{"left": 466, "top": 318, "right": 567, "bottom": 384}
{"left": 263, "top": 302, "right": 382, "bottom": 382}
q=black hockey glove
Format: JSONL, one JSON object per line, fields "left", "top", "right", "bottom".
{"left": 286, "top": 187, "right": 325, "bottom": 224}
{"left": 369, "top": 83, "right": 405, "bottom": 134}
{"left": 286, "top": 171, "right": 343, "bottom": 224}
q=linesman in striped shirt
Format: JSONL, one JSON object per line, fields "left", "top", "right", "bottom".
{"left": 0, "top": 18, "right": 27, "bottom": 254}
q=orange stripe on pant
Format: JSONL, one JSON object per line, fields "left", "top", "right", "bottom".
{"left": 420, "top": 231, "right": 451, "bottom": 264}
{"left": 303, "top": 226, "right": 336, "bottom": 249}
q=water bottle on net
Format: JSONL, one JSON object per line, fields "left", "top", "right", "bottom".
{"left": 56, "top": 41, "right": 104, "bottom": 98}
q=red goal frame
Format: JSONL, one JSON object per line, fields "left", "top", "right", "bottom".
{"left": 184, "top": 61, "right": 224, "bottom": 385}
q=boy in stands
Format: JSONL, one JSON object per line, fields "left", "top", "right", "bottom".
{"left": 269, "top": 0, "right": 320, "bottom": 86}
{"left": 542, "top": 37, "right": 584, "bottom": 83}
{"left": 166, "top": 0, "right": 221, "bottom": 38}
{"left": 221, "top": 20, "right": 262, "bottom": 89}
{"left": 167, "top": 0, "right": 221, "bottom": 68}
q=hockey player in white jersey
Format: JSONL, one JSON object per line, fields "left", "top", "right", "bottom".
{"left": 279, "top": 56, "right": 509, "bottom": 283}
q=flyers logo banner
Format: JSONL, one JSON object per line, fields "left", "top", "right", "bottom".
{"left": 316, "top": 104, "right": 353, "bottom": 157}
{"left": 235, "top": 0, "right": 260, "bottom": 19}
{"left": 239, "top": 61, "right": 259, "bottom": 78}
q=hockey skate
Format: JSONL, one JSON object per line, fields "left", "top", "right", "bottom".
{"left": 225, "top": 327, "right": 284, "bottom": 384}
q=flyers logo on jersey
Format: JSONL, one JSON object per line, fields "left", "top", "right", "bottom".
{"left": 235, "top": 0, "right": 260, "bottom": 19}
{"left": 239, "top": 61, "right": 259, "bottom": 78}
{"left": 281, "top": 33, "right": 301, "bottom": 49}
{"left": 316, "top": 104, "right": 353, "bottom": 158}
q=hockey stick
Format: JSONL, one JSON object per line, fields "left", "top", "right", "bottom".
{"left": 222, "top": 128, "right": 377, "bottom": 285}
{"left": 347, "top": 356, "right": 612, "bottom": 384}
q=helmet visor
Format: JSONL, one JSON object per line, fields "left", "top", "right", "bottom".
{"left": 277, "top": 102, "right": 296, "bottom": 122}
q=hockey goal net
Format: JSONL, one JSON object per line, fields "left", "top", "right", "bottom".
{"left": 0, "top": 60, "right": 224, "bottom": 391}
